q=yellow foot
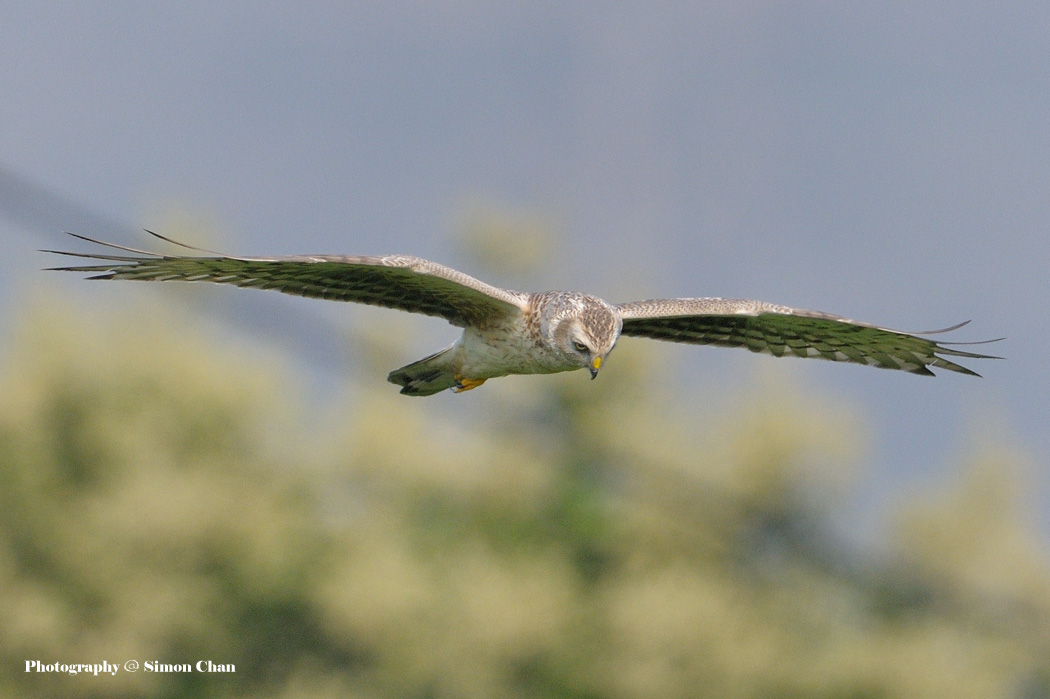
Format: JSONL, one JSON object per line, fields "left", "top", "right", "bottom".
{"left": 452, "top": 376, "right": 487, "bottom": 393}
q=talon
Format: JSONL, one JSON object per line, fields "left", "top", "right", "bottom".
{"left": 452, "top": 376, "right": 487, "bottom": 393}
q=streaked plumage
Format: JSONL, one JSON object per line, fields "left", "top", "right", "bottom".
{"left": 46, "top": 232, "right": 1001, "bottom": 395}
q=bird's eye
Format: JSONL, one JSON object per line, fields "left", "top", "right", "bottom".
{"left": 572, "top": 341, "right": 589, "bottom": 353}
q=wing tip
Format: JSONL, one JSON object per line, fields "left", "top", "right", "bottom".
{"left": 143, "top": 229, "right": 226, "bottom": 256}
{"left": 46, "top": 230, "right": 226, "bottom": 259}
{"left": 913, "top": 319, "right": 971, "bottom": 335}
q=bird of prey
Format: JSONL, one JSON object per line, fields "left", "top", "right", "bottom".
{"left": 46, "top": 232, "right": 1000, "bottom": 396}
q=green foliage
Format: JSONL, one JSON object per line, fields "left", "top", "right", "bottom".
{"left": 2, "top": 295, "right": 1047, "bottom": 698}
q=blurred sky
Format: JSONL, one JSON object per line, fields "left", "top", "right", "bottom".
{"left": 0, "top": 3, "right": 1046, "bottom": 547}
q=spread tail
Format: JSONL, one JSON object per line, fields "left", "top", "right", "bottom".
{"left": 387, "top": 346, "right": 458, "bottom": 396}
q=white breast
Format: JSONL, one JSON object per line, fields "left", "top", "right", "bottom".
{"left": 454, "top": 319, "right": 573, "bottom": 379}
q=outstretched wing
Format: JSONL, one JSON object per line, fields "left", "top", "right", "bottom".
{"left": 46, "top": 232, "right": 528, "bottom": 327}
{"left": 615, "top": 298, "right": 1001, "bottom": 376}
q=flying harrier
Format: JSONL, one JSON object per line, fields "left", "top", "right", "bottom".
{"left": 46, "top": 232, "right": 1000, "bottom": 395}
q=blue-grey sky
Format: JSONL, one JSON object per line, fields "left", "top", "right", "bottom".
{"left": 1, "top": 3, "right": 1046, "bottom": 546}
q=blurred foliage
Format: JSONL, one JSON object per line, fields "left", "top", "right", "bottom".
{"left": 2, "top": 292, "right": 1049, "bottom": 699}
{"left": 453, "top": 200, "right": 559, "bottom": 282}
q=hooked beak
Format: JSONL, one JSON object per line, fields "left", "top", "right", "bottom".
{"left": 589, "top": 355, "right": 602, "bottom": 380}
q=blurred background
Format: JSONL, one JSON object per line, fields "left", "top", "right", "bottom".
{"left": 1, "top": 3, "right": 1048, "bottom": 697}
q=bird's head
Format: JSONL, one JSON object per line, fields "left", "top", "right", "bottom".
{"left": 549, "top": 294, "right": 622, "bottom": 378}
